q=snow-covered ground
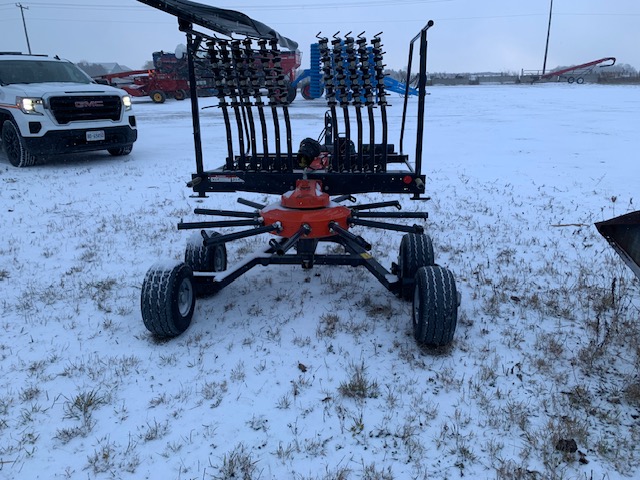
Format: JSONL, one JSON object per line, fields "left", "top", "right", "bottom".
{"left": 1, "top": 83, "right": 639, "bottom": 480}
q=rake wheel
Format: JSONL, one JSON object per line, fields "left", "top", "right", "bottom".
{"left": 412, "top": 266, "right": 457, "bottom": 347}
{"left": 141, "top": 262, "right": 196, "bottom": 337}
{"left": 398, "top": 233, "right": 435, "bottom": 300}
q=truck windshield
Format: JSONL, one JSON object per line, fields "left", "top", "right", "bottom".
{"left": 0, "top": 60, "right": 92, "bottom": 85}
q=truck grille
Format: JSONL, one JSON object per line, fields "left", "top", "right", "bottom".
{"left": 49, "top": 95, "right": 122, "bottom": 124}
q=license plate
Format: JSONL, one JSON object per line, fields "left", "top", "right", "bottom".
{"left": 86, "top": 130, "right": 105, "bottom": 142}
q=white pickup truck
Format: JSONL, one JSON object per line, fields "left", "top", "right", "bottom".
{"left": 0, "top": 53, "right": 137, "bottom": 167}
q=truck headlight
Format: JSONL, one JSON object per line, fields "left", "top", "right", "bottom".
{"left": 122, "top": 95, "right": 132, "bottom": 111}
{"left": 17, "top": 97, "right": 43, "bottom": 115}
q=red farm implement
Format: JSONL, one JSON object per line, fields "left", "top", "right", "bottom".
{"left": 135, "top": 0, "right": 459, "bottom": 348}
{"left": 523, "top": 57, "right": 616, "bottom": 84}
{"left": 96, "top": 48, "right": 301, "bottom": 103}
{"left": 95, "top": 68, "right": 189, "bottom": 103}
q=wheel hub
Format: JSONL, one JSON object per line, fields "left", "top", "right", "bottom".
{"left": 177, "top": 278, "right": 194, "bottom": 317}
{"left": 260, "top": 179, "right": 351, "bottom": 239}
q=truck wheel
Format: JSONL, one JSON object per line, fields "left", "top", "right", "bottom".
{"left": 141, "top": 262, "right": 196, "bottom": 337}
{"left": 185, "top": 231, "right": 227, "bottom": 272}
{"left": 107, "top": 144, "right": 133, "bottom": 156}
{"left": 398, "top": 233, "right": 435, "bottom": 300}
{"left": 174, "top": 89, "right": 187, "bottom": 100}
{"left": 412, "top": 266, "right": 458, "bottom": 347}
{"left": 150, "top": 90, "right": 167, "bottom": 103}
{"left": 2, "top": 120, "right": 37, "bottom": 167}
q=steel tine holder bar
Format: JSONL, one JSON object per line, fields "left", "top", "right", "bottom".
{"left": 193, "top": 208, "right": 260, "bottom": 218}
{"left": 202, "top": 223, "right": 281, "bottom": 246}
{"left": 348, "top": 217, "right": 424, "bottom": 234}
{"left": 328, "top": 221, "right": 371, "bottom": 250}
{"left": 178, "top": 219, "right": 263, "bottom": 229}
{"left": 270, "top": 224, "right": 311, "bottom": 255}
{"left": 400, "top": 20, "right": 434, "bottom": 186}
{"left": 332, "top": 194, "right": 356, "bottom": 203}
{"left": 351, "top": 211, "right": 428, "bottom": 219}
{"left": 237, "top": 197, "right": 266, "bottom": 209}
{"left": 350, "top": 200, "right": 401, "bottom": 210}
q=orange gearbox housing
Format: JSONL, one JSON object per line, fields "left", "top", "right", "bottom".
{"left": 260, "top": 179, "right": 351, "bottom": 238}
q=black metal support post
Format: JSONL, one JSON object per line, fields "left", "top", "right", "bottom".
{"left": 185, "top": 30, "right": 204, "bottom": 175}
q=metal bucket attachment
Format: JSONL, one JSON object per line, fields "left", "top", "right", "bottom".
{"left": 595, "top": 210, "right": 640, "bottom": 281}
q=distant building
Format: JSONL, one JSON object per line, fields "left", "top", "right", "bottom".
{"left": 98, "top": 63, "right": 132, "bottom": 74}
{"left": 76, "top": 62, "right": 132, "bottom": 77}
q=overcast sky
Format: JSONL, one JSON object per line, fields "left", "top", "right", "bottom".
{"left": 1, "top": 0, "right": 638, "bottom": 73}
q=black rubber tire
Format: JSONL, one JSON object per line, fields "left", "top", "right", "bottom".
{"left": 2, "top": 120, "right": 37, "bottom": 167}
{"left": 174, "top": 89, "right": 187, "bottom": 100}
{"left": 150, "top": 90, "right": 167, "bottom": 103}
{"left": 184, "top": 231, "right": 227, "bottom": 272}
{"left": 107, "top": 144, "right": 133, "bottom": 156}
{"left": 567, "top": 76, "right": 575, "bottom": 84}
{"left": 141, "top": 262, "right": 196, "bottom": 337}
{"left": 576, "top": 77, "right": 584, "bottom": 85}
{"left": 286, "top": 84, "right": 297, "bottom": 103}
{"left": 412, "top": 266, "right": 458, "bottom": 347}
{"left": 398, "top": 233, "right": 435, "bottom": 300}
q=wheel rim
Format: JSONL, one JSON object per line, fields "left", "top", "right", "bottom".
{"left": 412, "top": 287, "right": 420, "bottom": 328}
{"left": 177, "top": 277, "right": 194, "bottom": 317}
{"left": 213, "top": 246, "right": 225, "bottom": 271}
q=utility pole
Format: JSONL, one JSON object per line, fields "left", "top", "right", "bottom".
{"left": 16, "top": 3, "right": 32, "bottom": 54}
{"left": 542, "top": 0, "right": 553, "bottom": 75}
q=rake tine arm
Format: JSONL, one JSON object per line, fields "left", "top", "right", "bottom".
{"left": 237, "top": 198, "right": 266, "bottom": 209}
{"left": 328, "top": 221, "right": 371, "bottom": 250}
{"left": 273, "top": 224, "right": 311, "bottom": 255}
{"left": 332, "top": 194, "right": 356, "bottom": 203}
{"left": 178, "top": 219, "right": 262, "bottom": 230}
{"left": 351, "top": 211, "right": 428, "bottom": 219}
{"left": 348, "top": 218, "right": 424, "bottom": 234}
{"left": 202, "top": 223, "right": 281, "bottom": 246}
{"left": 350, "top": 200, "right": 401, "bottom": 211}
{"left": 193, "top": 208, "right": 260, "bottom": 218}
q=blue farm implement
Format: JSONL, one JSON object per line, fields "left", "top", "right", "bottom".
{"left": 291, "top": 40, "right": 418, "bottom": 101}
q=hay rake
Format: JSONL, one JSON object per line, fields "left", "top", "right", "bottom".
{"left": 137, "top": 0, "right": 459, "bottom": 347}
